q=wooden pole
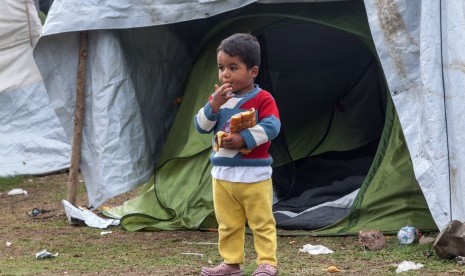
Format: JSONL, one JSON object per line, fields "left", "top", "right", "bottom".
{"left": 67, "top": 31, "right": 88, "bottom": 206}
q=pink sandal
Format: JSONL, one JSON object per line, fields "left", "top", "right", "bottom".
{"left": 200, "top": 262, "right": 243, "bottom": 276}
{"left": 252, "top": 264, "right": 278, "bottom": 276}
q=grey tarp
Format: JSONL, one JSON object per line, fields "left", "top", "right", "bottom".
{"left": 0, "top": 0, "right": 70, "bottom": 176}
{"left": 364, "top": 0, "right": 465, "bottom": 229}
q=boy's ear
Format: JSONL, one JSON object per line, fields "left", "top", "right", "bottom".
{"left": 250, "top": 66, "right": 259, "bottom": 78}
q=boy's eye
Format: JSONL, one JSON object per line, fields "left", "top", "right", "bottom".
{"left": 218, "top": 66, "right": 224, "bottom": 71}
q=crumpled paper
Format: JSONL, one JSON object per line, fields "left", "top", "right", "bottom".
{"left": 396, "top": 260, "right": 424, "bottom": 273}
{"left": 36, "top": 249, "right": 59, "bottom": 260}
{"left": 299, "top": 244, "right": 334, "bottom": 255}
{"left": 7, "top": 188, "right": 28, "bottom": 195}
{"left": 61, "top": 199, "right": 120, "bottom": 229}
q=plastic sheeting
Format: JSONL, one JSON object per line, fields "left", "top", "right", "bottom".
{"left": 364, "top": 0, "right": 465, "bottom": 230}
{"left": 0, "top": 0, "right": 70, "bottom": 176}
{"left": 42, "top": 0, "right": 257, "bottom": 35}
{"left": 35, "top": 30, "right": 155, "bottom": 206}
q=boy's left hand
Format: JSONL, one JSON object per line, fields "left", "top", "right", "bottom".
{"left": 221, "top": 133, "right": 245, "bottom": 150}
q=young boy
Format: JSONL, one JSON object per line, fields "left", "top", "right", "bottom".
{"left": 194, "top": 33, "right": 280, "bottom": 276}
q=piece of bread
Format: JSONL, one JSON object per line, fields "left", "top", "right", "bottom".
{"left": 213, "top": 131, "right": 228, "bottom": 152}
{"left": 213, "top": 108, "right": 256, "bottom": 154}
{"left": 229, "top": 108, "right": 256, "bottom": 133}
{"left": 229, "top": 114, "right": 243, "bottom": 133}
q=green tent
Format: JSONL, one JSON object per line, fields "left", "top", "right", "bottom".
{"left": 104, "top": 1, "right": 436, "bottom": 234}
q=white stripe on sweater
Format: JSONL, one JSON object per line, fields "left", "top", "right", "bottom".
{"left": 248, "top": 124, "right": 268, "bottom": 146}
{"left": 196, "top": 107, "right": 216, "bottom": 131}
{"left": 220, "top": 97, "right": 242, "bottom": 109}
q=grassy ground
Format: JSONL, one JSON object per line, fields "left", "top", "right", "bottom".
{"left": 0, "top": 173, "right": 464, "bottom": 275}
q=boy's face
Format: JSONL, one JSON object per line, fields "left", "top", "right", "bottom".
{"left": 217, "top": 50, "right": 258, "bottom": 95}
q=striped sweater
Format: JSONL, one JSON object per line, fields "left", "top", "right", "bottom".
{"left": 194, "top": 85, "right": 281, "bottom": 167}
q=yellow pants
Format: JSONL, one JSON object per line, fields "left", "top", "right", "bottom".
{"left": 212, "top": 178, "right": 277, "bottom": 267}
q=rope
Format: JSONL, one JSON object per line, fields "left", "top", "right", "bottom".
{"left": 25, "top": 0, "right": 33, "bottom": 47}
{"left": 439, "top": 0, "right": 452, "bottom": 220}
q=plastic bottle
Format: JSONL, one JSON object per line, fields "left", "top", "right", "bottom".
{"left": 397, "top": 226, "right": 417, "bottom": 244}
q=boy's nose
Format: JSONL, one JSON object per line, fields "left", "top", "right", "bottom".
{"left": 221, "top": 74, "right": 230, "bottom": 83}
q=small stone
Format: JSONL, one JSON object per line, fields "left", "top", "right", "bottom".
{"left": 358, "top": 230, "right": 385, "bottom": 250}
{"left": 419, "top": 235, "right": 436, "bottom": 244}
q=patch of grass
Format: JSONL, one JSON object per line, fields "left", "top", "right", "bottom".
{"left": 0, "top": 175, "right": 27, "bottom": 190}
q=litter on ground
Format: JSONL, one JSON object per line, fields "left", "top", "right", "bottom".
{"left": 7, "top": 188, "right": 28, "bottom": 196}
{"left": 35, "top": 249, "right": 59, "bottom": 260}
{"left": 395, "top": 261, "right": 424, "bottom": 273}
{"left": 299, "top": 244, "right": 334, "bottom": 255}
{"left": 62, "top": 199, "right": 120, "bottom": 229}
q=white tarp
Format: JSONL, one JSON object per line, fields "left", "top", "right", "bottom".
{"left": 0, "top": 0, "right": 70, "bottom": 176}
{"left": 35, "top": 0, "right": 465, "bottom": 229}
{"left": 364, "top": 0, "right": 465, "bottom": 230}
{"left": 41, "top": 0, "right": 256, "bottom": 35}
{"left": 35, "top": 30, "right": 155, "bottom": 206}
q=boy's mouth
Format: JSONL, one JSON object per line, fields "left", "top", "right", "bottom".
{"left": 224, "top": 82, "right": 235, "bottom": 91}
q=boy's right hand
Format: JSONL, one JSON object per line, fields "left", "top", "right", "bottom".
{"left": 210, "top": 83, "right": 234, "bottom": 113}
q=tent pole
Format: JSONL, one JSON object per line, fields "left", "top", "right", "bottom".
{"left": 67, "top": 31, "right": 88, "bottom": 207}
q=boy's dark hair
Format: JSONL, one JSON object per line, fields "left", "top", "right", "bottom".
{"left": 217, "top": 33, "right": 260, "bottom": 69}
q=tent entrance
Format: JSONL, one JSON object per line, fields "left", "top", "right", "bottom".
{"left": 251, "top": 22, "right": 387, "bottom": 230}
